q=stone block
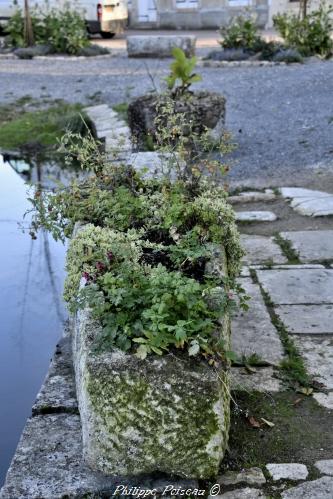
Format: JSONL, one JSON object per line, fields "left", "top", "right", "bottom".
{"left": 315, "top": 459, "right": 333, "bottom": 475}
{"left": 292, "top": 336, "right": 333, "bottom": 389}
{"left": 281, "top": 476, "right": 333, "bottom": 499}
{"left": 217, "top": 467, "right": 266, "bottom": 486}
{"left": 231, "top": 278, "right": 284, "bottom": 365}
{"left": 279, "top": 187, "right": 333, "bottom": 217}
{"left": 266, "top": 463, "right": 308, "bottom": 481}
{"left": 231, "top": 366, "right": 282, "bottom": 392}
{"left": 280, "top": 230, "right": 333, "bottom": 262}
{"left": 127, "top": 35, "right": 196, "bottom": 58}
{"left": 275, "top": 304, "right": 333, "bottom": 334}
{"left": 73, "top": 307, "right": 231, "bottom": 478}
{"left": 32, "top": 336, "right": 78, "bottom": 415}
{"left": 236, "top": 211, "right": 277, "bottom": 222}
{"left": 256, "top": 269, "right": 333, "bottom": 305}
{"left": 240, "top": 235, "right": 287, "bottom": 265}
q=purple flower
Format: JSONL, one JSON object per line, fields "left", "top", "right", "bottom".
{"left": 82, "top": 271, "right": 92, "bottom": 281}
{"left": 107, "top": 251, "right": 114, "bottom": 262}
{"left": 96, "top": 261, "right": 106, "bottom": 272}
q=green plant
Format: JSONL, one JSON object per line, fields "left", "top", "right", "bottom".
{"left": 165, "top": 48, "right": 202, "bottom": 96}
{"left": 220, "top": 13, "right": 260, "bottom": 51}
{"left": 7, "top": 1, "right": 90, "bottom": 54}
{"left": 273, "top": 3, "right": 333, "bottom": 57}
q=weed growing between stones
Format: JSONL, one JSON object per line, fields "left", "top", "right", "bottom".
{"left": 274, "top": 234, "right": 301, "bottom": 264}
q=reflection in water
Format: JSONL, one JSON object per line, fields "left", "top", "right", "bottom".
{"left": 0, "top": 155, "right": 72, "bottom": 486}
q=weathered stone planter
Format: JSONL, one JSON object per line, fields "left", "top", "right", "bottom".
{"left": 128, "top": 91, "right": 226, "bottom": 149}
{"left": 72, "top": 246, "right": 232, "bottom": 479}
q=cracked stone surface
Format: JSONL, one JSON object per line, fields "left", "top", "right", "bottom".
{"left": 256, "top": 269, "right": 333, "bottom": 305}
{"left": 217, "top": 467, "right": 266, "bottom": 486}
{"left": 231, "top": 367, "right": 282, "bottom": 392}
{"left": 210, "top": 488, "right": 267, "bottom": 498}
{"left": 266, "top": 463, "right": 308, "bottom": 481}
{"left": 231, "top": 278, "right": 284, "bottom": 365}
{"left": 315, "top": 459, "right": 333, "bottom": 475}
{"left": 240, "top": 235, "right": 287, "bottom": 265}
{"left": 280, "top": 231, "right": 333, "bottom": 262}
{"left": 281, "top": 476, "right": 333, "bottom": 498}
{"left": 32, "top": 336, "right": 78, "bottom": 415}
{"left": 275, "top": 305, "right": 333, "bottom": 334}
{"left": 279, "top": 187, "right": 333, "bottom": 217}
{"left": 292, "top": 336, "right": 333, "bottom": 389}
{"left": 236, "top": 211, "right": 277, "bottom": 222}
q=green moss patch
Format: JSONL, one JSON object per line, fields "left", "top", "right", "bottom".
{"left": 224, "top": 391, "right": 333, "bottom": 471}
{"left": 0, "top": 99, "right": 89, "bottom": 154}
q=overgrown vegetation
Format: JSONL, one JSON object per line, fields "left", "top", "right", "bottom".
{"left": 7, "top": 1, "right": 90, "bottom": 54}
{"left": 273, "top": 3, "right": 333, "bottom": 58}
{"left": 213, "top": 11, "right": 304, "bottom": 63}
{"left": 0, "top": 99, "right": 90, "bottom": 157}
{"left": 27, "top": 65, "right": 247, "bottom": 360}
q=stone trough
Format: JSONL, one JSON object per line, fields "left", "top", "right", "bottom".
{"left": 72, "top": 242, "right": 232, "bottom": 479}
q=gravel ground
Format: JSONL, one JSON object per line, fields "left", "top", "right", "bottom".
{"left": 1, "top": 53, "right": 333, "bottom": 188}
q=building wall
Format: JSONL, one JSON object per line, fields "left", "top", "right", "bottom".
{"left": 267, "top": 0, "right": 330, "bottom": 28}
{"left": 129, "top": 0, "right": 269, "bottom": 29}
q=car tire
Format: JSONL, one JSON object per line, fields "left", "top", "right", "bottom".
{"left": 100, "top": 32, "right": 115, "bottom": 39}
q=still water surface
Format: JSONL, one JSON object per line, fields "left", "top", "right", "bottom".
{"left": 0, "top": 154, "right": 68, "bottom": 486}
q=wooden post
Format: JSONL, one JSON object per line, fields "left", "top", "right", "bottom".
{"left": 24, "top": 0, "right": 34, "bottom": 47}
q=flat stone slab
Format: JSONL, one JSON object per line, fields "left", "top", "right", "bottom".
{"left": 275, "top": 304, "right": 333, "bottom": 334}
{"left": 231, "top": 278, "right": 284, "bottom": 365}
{"left": 210, "top": 488, "right": 267, "bottom": 498}
{"left": 280, "top": 231, "right": 333, "bottom": 262}
{"left": 231, "top": 367, "right": 283, "bottom": 392}
{"left": 217, "top": 467, "right": 266, "bottom": 486}
{"left": 127, "top": 35, "right": 196, "bottom": 58}
{"left": 281, "top": 476, "right": 333, "bottom": 499}
{"left": 315, "top": 459, "right": 333, "bottom": 475}
{"left": 240, "top": 235, "right": 287, "bottom": 265}
{"left": 127, "top": 152, "right": 176, "bottom": 178}
{"left": 32, "top": 336, "right": 78, "bottom": 415}
{"left": 279, "top": 187, "right": 333, "bottom": 217}
{"left": 228, "top": 190, "right": 276, "bottom": 204}
{"left": 292, "top": 336, "right": 333, "bottom": 389}
{"left": 236, "top": 211, "right": 277, "bottom": 222}
{"left": 314, "top": 392, "right": 333, "bottom": 409}
{"left": 266, "top": 463, "right": 308, "bottom": 481}
{"left": 256, "top": 269, "right": 333, "bottom": 305}
{"left": 0, "top": 414, "right": 119, "bottom": 499}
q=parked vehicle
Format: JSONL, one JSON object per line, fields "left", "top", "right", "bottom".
{"left": 0, "top": 1, "right": 128, "bottom": 38}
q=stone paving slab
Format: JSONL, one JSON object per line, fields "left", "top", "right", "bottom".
{"left": 228, "top": 190, "right": 276, "bottom": 204}
{"left": 281, "top": 476, "right": 333, "bottom": 499}
{"left": 275, "top": 305, "right": 333, "bottom": 334}
{"left": 315, "top": 459, "right": 333, "bottom": 475}
{"left": 280, "top": 231, "right": 333, "bottom": 263}
{"left": 279, "top": 187, "right": 333, "bottom": 217}
{"left": 231, "top": 279, "right": 284, "bottom": 365}
{"left": 266, "top": 463, "right": 308, "bottom": 481}
{"left": 236, "top": 211, "right": 277, "bottom": 222}
{"left": 292, "top": 336, "right": 333, "bottom": 389}
{"left": 217, "top": 467, "right": 266, "bottom": 486}
{"left": 0, "top": 414, "right": 119, "bottom": 499}
{"left": 240, "top": 235, "right": 287, "bottom": 265}
{"left": 231, "top": 367, "right": 283, "bottom": 392}
{"left": 313, "top": 392, "right": 333, "bottom": 409}
{"left": 256, "top": 269, "right": 333, "bottom": 305}
{"left": 32, "top": 337, "right": 78, "bottom": 415}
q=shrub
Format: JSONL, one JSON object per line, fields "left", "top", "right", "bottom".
{"left": 7, "top": 1, "right": 89, "bottom": 54}
{"left": 220, "top": 13, "right": 261, "bottom": 51}
{"left": 273, "top": 48, "right": 304, "bottom": 63}
{"left": 273, "top": 3, "right": 333, "bottom": 57}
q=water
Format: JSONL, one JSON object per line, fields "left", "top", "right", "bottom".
{"left": 0, "top": 155, "right": 69, "bottom": 486}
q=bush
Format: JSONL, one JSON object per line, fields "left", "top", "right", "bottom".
{"left": 7, "top": 1, "right": 90, "bottom": 55}
{"left": 220, "top": 13, "right": 260, "bottom": 51}
{"left": 273, "top": 4, "right": 333, "bottom": 58}
{"left": 273, "top": 48, "right": 304, "bottom": 63}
